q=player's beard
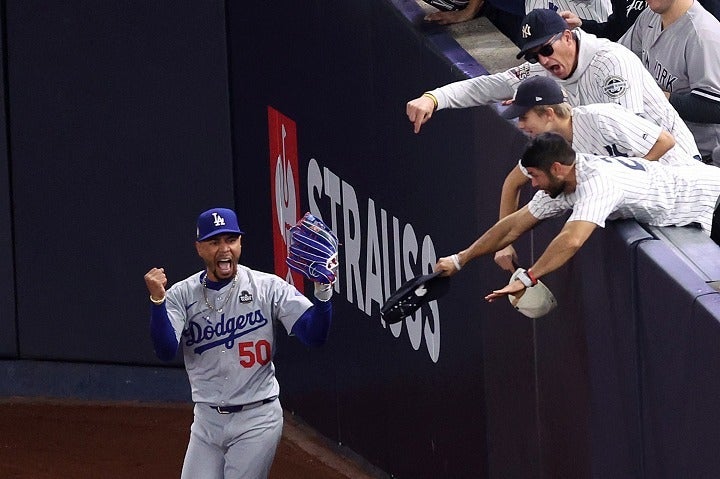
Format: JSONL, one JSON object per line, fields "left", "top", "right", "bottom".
{"left": 545, "top": 174, "right": 566, "bottom": 198}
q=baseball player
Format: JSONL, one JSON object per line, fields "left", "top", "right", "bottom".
{"left": 493, "top": 75, "right": 702, "bottom": 270}
{"left": 406, "top": 9, "right": 698, "bottom": 164}
{"left": 144, "top": 207, "right": 335, "bottom": 479}
{"left": 525, "top": 0, "right": 613, "bottom": 22}
{"left": 619, "top": 0, "right": 720, "bottom": 164}
{"left": 560, "top": 0, "right": 647, "bottom": 40}
{"left": 435, "top": 132, "right": 720, "bottom": 302}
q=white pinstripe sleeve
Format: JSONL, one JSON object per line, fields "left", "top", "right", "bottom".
{"left": 566, "top": 174, "right": 622, "bottom": 227}
{"left": 593, "top": 107, "right": 660, "bottom": 156}
{"left": 571, "top": 105, "right": 661, "bottom": 157}
{"left": 583, "top": 50, "right": 647, "bottom": 114}
{"left": 524, "top": 0, "right": 612, "bottom": 21}
{"left": 527, "top": 191, "right": 575, "bottom": 220}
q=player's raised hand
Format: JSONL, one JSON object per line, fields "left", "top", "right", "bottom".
{"left": 559, "top": 10, "right": 582, "bottom": 29}
{"left": 144, "top": 267, "right": 167, "bottom": 301}
{"left": 435, "top": 253, "right": 463, "bottom": 277}
{"left": 485, "top": 279, "right": 525, "bottom": 302}
{"left": 494, "top": 245, "right": 518, "bottom": 272}
{"left": 406, "top": 95, "right": 436, "bottom": 134}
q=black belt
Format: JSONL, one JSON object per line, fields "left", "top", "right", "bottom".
{"left": 211, "top": 396, "right": 277, "bottom": 414}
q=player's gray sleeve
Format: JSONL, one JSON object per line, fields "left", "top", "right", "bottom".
{"left": 429, "top": 63, "right": 547, "bottom": 110}
{"left": 270, "top": 279, "right": 313, "bottom": 334}
{"left": 668, "top": 32, "right": 720, "bottom": 123}
{"left": 616, "top": 21, "right": 639, "bottom": 55}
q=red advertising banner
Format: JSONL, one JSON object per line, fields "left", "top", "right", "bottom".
{"left": 267, "top": 106, "right": 304, "bottom": 287}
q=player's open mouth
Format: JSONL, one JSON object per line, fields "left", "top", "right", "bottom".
{"left": 217, "top": 259, "right": 234, "bottom": 275}
{"left": 548, "top": 64, "right": 562, "bottom": 76}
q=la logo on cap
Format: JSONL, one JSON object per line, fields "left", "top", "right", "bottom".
{"left": 212, "top": 212, "right": 226, "bottom": 227}
{"left": 522, "top": 24, "right": 531, "bottom": 38}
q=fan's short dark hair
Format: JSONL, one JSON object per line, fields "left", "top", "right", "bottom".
{"left": 520, "top": 132, "right": 576, "bottom": 172}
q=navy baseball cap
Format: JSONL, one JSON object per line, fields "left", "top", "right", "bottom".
{"left": 196, "top": 207, "right": 244, "bottom": 241}
{"left": 501, "top": 76, "right": 567, "bottom": 119}
{"left": 516, "top": 9, "right": 570, "bottom": 59}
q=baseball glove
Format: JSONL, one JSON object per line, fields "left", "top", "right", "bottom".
{"left": 286, "top": 212, "right": 339, "bottom": 284}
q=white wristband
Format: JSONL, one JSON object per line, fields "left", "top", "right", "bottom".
{"left": 451, "top": 254, "right": 462, "bottom": 271}
{"left": 314, "top": 282, "right": 333, "bottom": 302}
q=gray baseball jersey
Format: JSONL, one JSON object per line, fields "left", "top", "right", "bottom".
{"left": 619, "top": 2, "right": 720, "bottom": 158}
{"left": 164, "top": 264, "right": 312, "bottom": 406}
{"left": 429, "top": 29, "right": 698, "bottom": 161}
{"left": 570, "top": 103, "right": 699, "bottom": 165}
{"left": 528, "top": 152, "right": 720, "bottom": 233}
{"left": 525, "top": 0, "right": 612, "bottom": 21}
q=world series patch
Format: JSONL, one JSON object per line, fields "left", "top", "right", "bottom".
{"left": 602, "top": 75, "right": 629, "bottom": 98}
{"left": 510, "top": 63, "right": 532, "bottom": 81}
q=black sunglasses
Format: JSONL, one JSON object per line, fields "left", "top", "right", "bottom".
{"left": 524, "top": 33, "right": 563, "bottom": 64}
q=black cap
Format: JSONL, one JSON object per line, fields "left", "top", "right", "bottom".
{"left": 380, "top": 272, "right": 450, "bottom": 324}
{"left": 501, "top": 76, "right": 567, "bottom": 119}
{"left": 516, "top": 9, "right": 570, "bottom": 59}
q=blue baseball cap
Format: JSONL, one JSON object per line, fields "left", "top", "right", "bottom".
{"left": 516, "top": 9, "right": 570, "bottom": 59}
{"left": 196, "top": 208, "right": 244, "bottom": 241}
{"left": 501, "top": 76, "right": 567, "bottom": 119}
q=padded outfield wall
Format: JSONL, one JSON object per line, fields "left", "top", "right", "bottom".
{"left": 226, "top": 0, "right": 621, "bottom": 477}
{"left": 226, "top": 1, "right": 720, "bottom": 478}
{"left": 1, "top": 1, "right": 720, "bottom": 478}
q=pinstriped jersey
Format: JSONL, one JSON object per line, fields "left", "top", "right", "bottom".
{"left": 429, "top": 29, "right": 697, "bottom": 162}
{"left": 525, "top": 0, "right": 612, "bottom": 21}
{"left": 527, "top": 153, "right": 720, "bottom": 232}
{"left": 619, "top": 1, "right": 720, "bottom": 158}
{"left": 571, "top": 103, "right": 699, "bottom": 164}
{"left": 164, "top": 265, "right": 312, "bottom": 406}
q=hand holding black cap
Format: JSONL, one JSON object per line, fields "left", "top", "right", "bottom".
{"left": 380, "top": 272, "right": 451, "bottom": 324}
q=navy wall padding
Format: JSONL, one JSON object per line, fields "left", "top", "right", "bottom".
{"left": 569, "top": 220, "right": 652, "bottom": 478}
{"left": 0, "top": 7, "right": 16, "bottom": 358}
{"left": 0, "top": 359, "right": 190, "bottom": 402}
{"left": 225, "top": 0, "right": 720, "bottom": 477}
{"left": 5, "top": 0, "right": 233, "bottom": 364}
{"left": 636, "top": 240, "right": 720, "bottom": 478}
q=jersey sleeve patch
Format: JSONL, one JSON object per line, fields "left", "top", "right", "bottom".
{"left": 602, "top": 75, "right": 630, "bottom": 99}
{"left": 510, "top": 63, "right": 532, "bottom": 81}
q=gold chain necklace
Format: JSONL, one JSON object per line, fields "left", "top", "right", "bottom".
{"left": 202, "top": 272, "right": 238, "bottom": 313}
